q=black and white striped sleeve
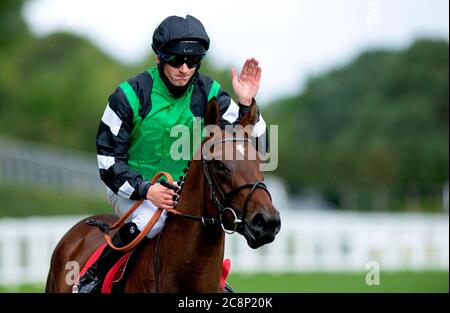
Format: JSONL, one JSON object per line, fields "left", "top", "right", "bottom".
{"left": 96, "top": 88, "right": 150, "bottom": 200}
{"left": 216, "top": 87, "right": 269, "bottom": 153}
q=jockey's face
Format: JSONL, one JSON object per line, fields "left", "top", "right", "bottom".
{"left": 160, "top": 59, "right": 196, "bottom": 87}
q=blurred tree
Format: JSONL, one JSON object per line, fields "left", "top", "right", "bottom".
{"left": 264, "top": 39, "right": 449, "bottom": 211}
{"left": 0, "top": 32, "right": 137, "bottom": 151}
{"left": 0, "top": 0, "right": 30, "bottom": 113}
{"left": 0, "top": 0, "right": 28, "bottom": 48}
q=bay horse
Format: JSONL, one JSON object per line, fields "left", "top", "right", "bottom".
{"left": 45, "top": 98, "right": 281, "bottom": 292}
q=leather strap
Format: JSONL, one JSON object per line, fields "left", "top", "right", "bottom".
{"left": 104, "top": 172, "right": 174, "bottom": 252}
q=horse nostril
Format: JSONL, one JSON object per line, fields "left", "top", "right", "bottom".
{"left": 251, "top": 212, "right": 281, "bottom": 235}
{"left": 251, "top": 214, "right": 266, "bottom": 229}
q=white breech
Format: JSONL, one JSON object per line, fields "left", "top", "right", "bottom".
{"left": 107, "top": 189, "right": 167, "bottom": 239}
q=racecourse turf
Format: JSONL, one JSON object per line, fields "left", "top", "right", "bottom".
{"left": 0, "top": 271, "right": 447, "bottom": 293}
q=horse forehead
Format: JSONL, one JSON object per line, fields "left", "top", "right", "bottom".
{"left": 220, "top": 140, "right": 247, "bottom": 150}
{"left": 216, "top": 141, "right": 254, "bottom": 159}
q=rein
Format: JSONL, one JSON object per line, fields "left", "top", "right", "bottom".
{"left": 87, "top": 172, "right": 175, "bottom": 252}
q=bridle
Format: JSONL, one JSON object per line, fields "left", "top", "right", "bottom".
{"left": 170, "top": 137, "right": 272, "bottom": 234}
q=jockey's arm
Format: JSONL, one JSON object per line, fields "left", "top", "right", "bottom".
{"left": 96, "top": 88, "right": 151, "bottom": 201}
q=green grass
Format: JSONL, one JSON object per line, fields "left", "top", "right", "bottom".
{"left": 1, "top": 271, "right": 448, "bottom": 293}
{"left": 0, "top": 283, "right": 45, "bottom": 293}
{"left": 0, "top": 184, "right": 110, "bottom": 218}
{"left": 226, "top": 271, "right": 449, "bottom": 293}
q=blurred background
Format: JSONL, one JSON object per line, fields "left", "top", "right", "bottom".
{"left": 0, "top": 0, "right": 448, "bottom": 292}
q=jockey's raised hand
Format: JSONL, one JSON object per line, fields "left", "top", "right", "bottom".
{"left": 231, "top": 58, "right": 262, "bottom": 106}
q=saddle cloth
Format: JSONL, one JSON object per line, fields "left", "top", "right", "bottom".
{"left": 78, "top": 243, "right": 231, "bottom": 293}
{"left": 76, "top": 243, "right": 134, "bottom": 293}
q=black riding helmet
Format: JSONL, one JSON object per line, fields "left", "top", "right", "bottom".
{"left": 152, "top": 15, "right": 210, "bottom": 56}
{"left": 152, "top": 15, "right": 209, "bottom": 98}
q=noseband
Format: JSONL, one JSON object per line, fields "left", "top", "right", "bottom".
{"left": 201, "top": 137, "right": 272, "bottom": 234}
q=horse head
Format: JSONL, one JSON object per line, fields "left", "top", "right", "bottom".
{"left": 199, "top": 98, "right": 281, "bottom": 249}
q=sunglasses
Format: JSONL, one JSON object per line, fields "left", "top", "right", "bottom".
{"left": 160, "top": 53, "right": 204, "bottom": 69}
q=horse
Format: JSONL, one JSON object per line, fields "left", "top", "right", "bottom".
{"left": 45, "top": 98, "right": 281, "bottom": 292}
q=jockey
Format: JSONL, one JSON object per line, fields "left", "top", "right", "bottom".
{"left": 77, "top": 14, "right": 267, "bottom": 293}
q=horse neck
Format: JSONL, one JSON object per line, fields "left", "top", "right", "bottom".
{"left": 167, "top": 159, "right": 225, "bottom": 261}
{"left": 177, "top": 159, "right": 224, "bottom": 238}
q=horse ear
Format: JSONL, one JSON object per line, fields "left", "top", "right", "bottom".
{"left": 204, "top": 97, "right": 221, "bottom": 127}
{"left": 240, "top": 102, "right": 258, "bottom": 127}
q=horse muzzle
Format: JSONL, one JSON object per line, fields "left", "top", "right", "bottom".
{"left": 240, "top": 210, "right": 281, "bottom": 249}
